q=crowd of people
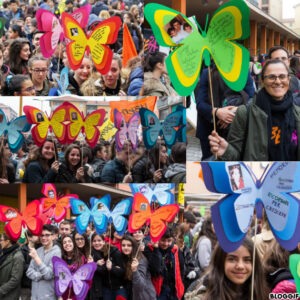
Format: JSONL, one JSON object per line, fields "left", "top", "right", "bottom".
{"left": 0, "top": 0, "right": 144, "bottom": 96}
{"left": 1, "top": 206, "right": 298, "bottom": 300}
{"left": 0, "top": 137, "right": 186, "bottom": 184}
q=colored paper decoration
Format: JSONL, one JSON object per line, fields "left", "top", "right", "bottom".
{"left": 122, "top": 23, "right": 138, "bottom": 67}
{"left": 289, "top": 254, "right": 300, "bottom": 294}
{"left": 52, "top": 256, "right": 97, "bottom": 300}
{"left": 0, "top": 109, "right": 31, "bottom": 153}
{"left": 201, "top": 162, "right": 300, "bottom": 252}
{"left": 36, "top": 5, "right": 91, "bottom": 58}
{"left": 113, "top": 109, "right": 140, "bottom": 152}
{"left": 139, "top": 107, "right": 184, "bottom": 149}
{"left": 109, "top": 97, "right": 157, "bottom": 123}
{"left": 130, "top": 184, "right": 175, "bottom": 206}
{"left": 144, "top": 0, "right": 250, "bottom": 95}
{"left": 0, "top": 17, "right": 7, "bottom": 38}
{"left": 48, "top": 67, "right": 71, "bottom": 96}
{"left": 62, "top": 14, "right": 121, "bottom": 74}
{"left": 65, "top": 102, "right": 106, "bottom": 148}
{"left": 0, "top": 200, "right": 43, "bottom": 241}
{"left": 128, "top": 193, "right": 179, "bottom": 242}
{"left": 99, "top": 119, "right": 117, "bottom": 141}
{"left": 40, "top": 184, "right": 78, "bottom": 223}
{"left": 70, "top": 195, "right": 132, "bottom": 236}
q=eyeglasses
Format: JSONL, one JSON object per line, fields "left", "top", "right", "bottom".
{"left": 263, "top": 74, "right": 289, "bottom": 82}
{"left": 75, "top": 238, "right": 85, "bottom": 241}
{"left": 22, "top": 86, "right": 35, "bottom": 92}
{"left": 41, "top": 233, "right": 52, "bottom": 238}
{"left": 32, "top": 68, "right": 48, "bottom": 74}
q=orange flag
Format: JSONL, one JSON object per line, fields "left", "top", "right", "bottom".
{"left": 122, "top": 23, "right": 138, "bottom": 67}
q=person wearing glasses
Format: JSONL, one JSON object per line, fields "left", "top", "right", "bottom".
{"left": 209, "top": 59, "right": 300, "bottom": 161}
{"left": 26, "top": 224, "right": 61, "bottom": 300}
{"left": 2, "top": 74, "right": 35, "bottom": 96}
{"left": 28, "top": 55, "right": 53, "bottom": 96}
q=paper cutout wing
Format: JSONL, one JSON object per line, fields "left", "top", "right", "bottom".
{"left": 201, "top": 162, "right": 300, "bottom": 252}
{"left": 90, "top": 195, "right": 132, "bottom": 236}
{"left": 128, "top": 193, "right": 179, "bottom": 242}
{"left": 130, "top": 184, "right": 175, "bottom": 206}
{"left": 139, "top": 108, "right": 182, "bottom": 149}
{"left": 62, "top": 14, "right": 121, "bottom": 74}
{"left": 0, "top": 200, "right": 43, "bottom": 241}
{"left": 41, "top": 184, "right": 78, "bottom": 223}
{"left": 36, "top": 5, "right": 91, "bottom": 58}
{"left": 175, "top": 106, "right": 186, "bottom": 143}
{"left": 23, "top": 104, "right": 68, "bottom": 146}
{"left": 113, "top": 109, "right": 140, "bottom": 152}
{"left": 65, "top": 102, "right": 106, "bottom": 147}
{"left": 144, "top": 0, "right": 250, "bottom": 95}
{"left": 0, "top": 17, "right": 6, "bottom": 38}
{"left": 53, "top": 256, "right": 96, "bottom": 300}
{"left": 0, "top": 109, "right": 31, "bottom": 153}
{"left": 49, "top": 67, "right": 71, "bottom": 96}
{"left": 289, "top": 254, "right": 300, "bottom": 294}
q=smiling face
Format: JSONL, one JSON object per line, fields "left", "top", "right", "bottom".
{"left": 74, "top": 57, "right": 92, "bottom": 83}
{"left": 92, "top": 235, "right": 105, "bottom": 251}
{"left": 30, "top": 60, "right": 48, "bottom": 85}
{"left": 132, "top": 230, "right": 144, "bottom": 242}
{"left": 40, "top": 230, "right": 53, "bottom": 248}
{"left": 63, "top": 236, "right": 74, "bottom": 253}
{"left": 103, "top": 59, "right": 120, "bottom": 89}
{"left": 159, "top": 145, "right": 168, "bottom": 164}
{"left": 121, "top": 239, "right": 133, "bottom": 256}
{"left": 224, "top": 245, "right": 252, "bottom": 286}
{"left": 20, "top": 43, "right": 31, "bottom": 61}
{"left": 74, "top": 233, "right": 85, "bottom": 249}
{"left": 68, "top": 148, "right": 81, "bottom": 168}
{"left": 41, "top": 141, "right": 55, "bottom": 161}
{"left": 262, "top": 62, "right": 290, "bottom": 101}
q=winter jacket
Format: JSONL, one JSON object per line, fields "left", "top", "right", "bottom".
{"left": 67, "top": 73, "right": 83, "bottom": 96}
{"left": 101, "top": 158, "right": 128, "bottom": 183}
{"left": 0, "top": 245, "right": 24, "bottom": 300}
{"left": 21, "top": 244, "right": 33, "bottom": 289}
{"left": 56, "top": 162, "right": 93, "bottom": 183}
{"left": 5, "top": 8, "right": 25, "bottom": 28}
{"left": 26, "top": 244, "right": 61, "bottom": 300}
{"left": 164, "top": 163, "right": 186, "bottom": 183}
{"left": 132, "top": 258, "right": 156, "bottom": 300}
{"left": 182, "top": 245, "right": 199, "bottom": 290}
{"left": 91, "top": 158, "right": 106, "bottom": 183}
{"left": 143, "top": 72, "right": 178, "bottom": 97}
{"left": 219, "top": 98, "right": 300, "bottom": 161}
{"left": 91, "top": 1, "right": 108, "bottom": 15}
{"left": 35, "top": 79, "right": 53, "bottom": 96}
{"left": 23, "top": 160, "right": 58, "bottom": 183}
{"left": 195, "top": 237, "right": 212, "bottom": 271}
{"left": 90, "top": 249, "right": 106, "bottom": 300}
{"left": 127, "top": 66, "right": 143, "bottom": 96}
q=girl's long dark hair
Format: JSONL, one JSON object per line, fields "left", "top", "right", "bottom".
{"left": 147, "top": 141, "right": 168, "bottom": 171}
{"left": 203, "top": 237, "right": 269, "bottom": 300}
{"left": 91, "top": 233, "right": 109, "bottom": 258}
{"left": 73, "top": 230, "right": 90, "bottom": 259}
{"left": 61, "top": 235, "right": 84, "bottom": 268}
{"left": 64, "top": 144, "right": 81, "bottom": 171}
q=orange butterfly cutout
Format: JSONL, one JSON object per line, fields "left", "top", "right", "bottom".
{"left": 128, "top": 193, "right": 179, "bottom": 242}
{"left": 0, "top": 200, "right": 43, "bottom": 241}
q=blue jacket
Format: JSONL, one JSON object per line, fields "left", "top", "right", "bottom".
{"left": 128, "top": 66, "right": 143, "bottom": 96}
{"left": 101, "top": 158, "right": 127, "bottom": 183}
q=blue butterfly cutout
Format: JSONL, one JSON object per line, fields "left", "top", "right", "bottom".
{"left": 0, "top": 109, "right": 31, "bottom": 153}
{"left": 48, "top": 67, "right": 71, "bottom": 96}
{"left": 139, "top": 107, "right": 184, "bottom": 149}
{"left": 70, "top": 194, "right": 132, "bottom": 236}
{"left": 201, "top": 162, "right": 300, "bottom": 252}
{"left": 130, "top": 183, "right": 175, "bottom": 206}
{"left": 174, "top": 105, "right": 186, "bottom": 143}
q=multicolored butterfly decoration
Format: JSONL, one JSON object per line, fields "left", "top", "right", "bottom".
{"left": 52, "top": 256, "right": 97, "bottom": 300}
{"left": 289, "top": 254, "right": 300, "bottom": 294}
{"left": 65, "top": 102, "right": 106, "bottom": 148}
{"left": 144, "top": 0, "right": 250, "bottom": 95}
{"left": 113, "top": 109, "right": 140, "bottom": 152}
{"left": 40, "top": 184, "right": 78, "bottom": 223}
{"left": 0, "top": 17, "right": 7, "bottom": 38}
{"left": 201, "top": 162, "right": 300, "bottom": 252}
{"left": 139, "top": 107, "right": 185, "bottom": 149}
{"left": 130, "top": 183, "right": 175, "bottom": 206}
{"left": 36, "top": 5, "right": 91, "bottom": 58}
{"left": 70, "top": 195, "right": 132, "bottom": 236}
{"left": 62, "top": 14, "right": 121, "bottom": 74}
{"left": 128, "top": 193, "right": 179, "bottom": 242}
{"left": 48, "top": 67, "right": 70, "bottom": 96}
{"left": 0, "top": 109, "right": 31, "bottom": 153}
{"left": 0, "top": 201, "right": 44, "bottom": 241}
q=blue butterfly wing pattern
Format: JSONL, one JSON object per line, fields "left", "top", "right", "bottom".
{"left": 162, "top": 110, "right": 183, "bottom": 148}
{"left": 60, "top": 67, "right": 70, "bottom": 95}
{"left": 261, "top": 162, "right": 300, "bottom": 250}
{"left": 139, "top": 108, "right": 162, "bottom": 149}
{"left": 175, "top": 106, "right": 186, "bottom": 143}
{"left": 70, "top": 198, "right": 92, "bottom": 235}
{"left": 111, "top": 198, "right": 132, "bottom": 235}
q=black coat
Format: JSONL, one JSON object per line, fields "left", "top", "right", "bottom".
{"left": 22, "top": 161, "right": 57, "bottom": 183}
{"left": 56, "top": 162, "right": 92, "bottom": 183}
{"left": 101, "top": 158, "right": 128, "bottom": 183}
{"left": 90, "top": 249, "right": 106, "bottom": 299}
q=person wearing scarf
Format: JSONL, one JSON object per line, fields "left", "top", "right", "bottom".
{"left": 0, "top": 233, "right": 24, "bottom": 300}
{"left": 209, "top": 59, "right": 300, "bottom": 161}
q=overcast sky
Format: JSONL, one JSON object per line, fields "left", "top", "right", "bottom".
{"left": 282, "top": 0, "right": 300, "bottom": 18}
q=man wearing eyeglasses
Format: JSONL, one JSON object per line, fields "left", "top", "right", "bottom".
{"left": 268, "top": 46, "right": 300, "bottom": 94}
{"left": 26, "top": 224, "right": 61, "bottom": 300}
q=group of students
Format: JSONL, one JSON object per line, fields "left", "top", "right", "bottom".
{"left": 196, "top": 45, "right": 300, "bottom": 161}
{"left": 1, "top": 207, "right": 298, "bottom": 300}
{"left": 0, "top": 137, "right": 186, "bottom": 184}
{"left": 0, "top": 0, "right": 144, "bottom": 97}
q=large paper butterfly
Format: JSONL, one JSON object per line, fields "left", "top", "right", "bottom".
{"left": 139, "top": 108, "right": 183, "bottom": 149}
{"left": 128, "top": 193, "right": 179, "bottom": 242}
{"left": 0, "top": 109, "right": 31, "bottom": 153}
{"left": 130, "top": 184, "right": 175, "bottom": 206}
{"left": 48, "top": 67, "right": 71, "bottom": 96}
{"left": 0, "top": 200, "right": 43, "bottom": 241}
{"left": 52, "top": 256, "right": 96, "bottom": 300}
{"left": 201, "top": 162, "right": 300, "bottom": 252}
{"left": 113, "top": 109, "right": 140, "bottom": 152}
{"left": 144, "top": 0, "right": 250, "bottom": 96}
{"left": 289, "top": 254, "right": 300, "bottom": 294}
{"left": 70, "top": 195, "right": 132, "bottom": 236}
{"left": 40, "top": 184, "right": 78, "bottom": 223}
{"left": 62, "top": 14, "right": 121, "bottom": 74}
{"left": 23, "top": 104, "right": 68, "bottom": 146}
{"left": 36, "top": 5, "right": 91, "bottom": 58}
{"left": 175, "top": 105, "right": 186, "bottom": 143}
{"left": 65, "top": 102, "right": 106, "bottom": 148}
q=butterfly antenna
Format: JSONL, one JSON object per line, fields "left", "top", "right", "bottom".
{"left": 204, "top": 14, "right": 209, "bottom": 33}
{"left": 193, "top": 16, "right": 204, "bottom": 34}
